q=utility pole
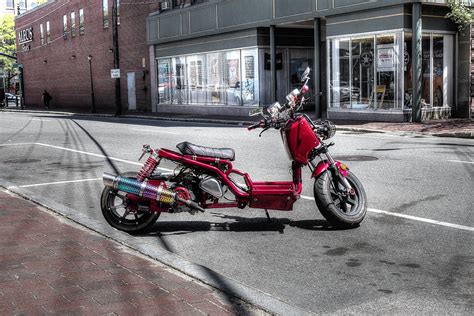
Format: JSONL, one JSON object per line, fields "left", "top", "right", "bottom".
{"left": 112, "top": 0, "right": 122, "bottom": 116}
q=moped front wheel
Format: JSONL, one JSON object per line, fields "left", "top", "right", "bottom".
{"left": 314, "top": 170, "right": 367, "bottom": 228}
{"left": 101, "top": 172, "right": 160, "bottom": 234}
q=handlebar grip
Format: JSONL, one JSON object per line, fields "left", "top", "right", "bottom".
{"left": 247, "top": 121, "right": 263, "bottom": 131}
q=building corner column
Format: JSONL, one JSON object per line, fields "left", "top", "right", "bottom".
{"left": 314, "top": 18, "right": 321, "bottom": 118}
{"left": 412, "top": 2, "right": 422, "bottom": 122}
{"left": 270, "top": 25, "right": 277, "bottom": 102}
{"left": 149, "top": 45, "right": 158, "bottom": 112}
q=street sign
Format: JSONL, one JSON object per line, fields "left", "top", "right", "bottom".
{"left": 111, "top": 69, "right": 120, "bottom": 79}
{"left": 13, "top": 63, "right": 23, "bottom": 69}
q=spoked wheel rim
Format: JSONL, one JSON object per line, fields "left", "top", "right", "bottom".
{"left": 105, "top": 189, "right": 151, "bottom": 228}
{"left": 328, "top": 173, "right": 361, "bottom": 217}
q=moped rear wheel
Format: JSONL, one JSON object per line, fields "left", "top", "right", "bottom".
{"left": 101, "top": 172, "right": 160, "bottom": 234}
{"left": 314, "top": 170, "right": 367, "bottom": 228}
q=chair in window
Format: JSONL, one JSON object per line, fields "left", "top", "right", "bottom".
{"left": 369, "top": 85, "right": 386, "bottom": 109}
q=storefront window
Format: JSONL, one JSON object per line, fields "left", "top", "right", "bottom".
{"left": 172, "top": 57, "right": 187, "bottom": 104}
{"left": 329, "top": 38, "right": 351, "bottom": 108}
{"left": 328, "top": 32, "right": 403, "bottom": 110}
{"left": 351, "top": 36, "right": 374, "bottom": 109}
{"left": 157, "top": 48, "right": 259, "bottom": 106}
{"left": 158, "top": 59, "right": 172, "bottom": 103}
{"left": 225, "top": 51, "right": 241, "bottom": 105}
{"left": 376, "top": 34, "right": 402, "bottom": 109}
{"left": 187, "top": 54, "right": 206, "bottom": 104}
{"left": 207, "top": 52, "right": 226, "bottom": 104}
{"left": 241, "top": 49, "right": 259, "bottom": 106}
{"left": 404, "top": 33, "right": 454, "bottom": 109}
{"left": 289, "top": 49, "right": 313, "bottom": 95}
{"left": 422, "top": 34, "right": 431, "bottom": 106}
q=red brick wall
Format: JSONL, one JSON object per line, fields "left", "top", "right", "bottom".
{"left": 16, "top": 0, "right": 159, "bottom": 112}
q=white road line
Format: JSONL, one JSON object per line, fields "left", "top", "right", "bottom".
{"left": 19, "top": 178, "right": 102, "bottom": 188}
{"left": 34, "top": 142, "right": 173, "bottom": 171}
{"left": 130, "top": 128, "right": 179, "bottom": 135}
{"left": 35, "top": 142, "right": 143, "bottom": 166}
{"left": 300, "top": 195, "right": 474, "bottom": 232}
{"left": 448, "top": 160, "right": 474, "bottom": 165}
{"left": 0, "top": 143, "right": 36, "bottom": 147}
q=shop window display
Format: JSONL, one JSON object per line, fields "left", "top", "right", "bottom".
{"left": 329, "top": 39, "right": 351, "bottom": 108}
{"left": 351, "top": 36, "right": 374, "bottom": 109}
{"left": 375, "top": 34, "right": 402, "bottom": 110}
{"left": 289, "top": 49, "right": 313, "bottom": 96}
{"left": 157, "top": 48, "right": 259, "bottom": 106}
{"left": 403, "top": 33, "right": 453, "bottom": 109}
{"left": 328, "top": 32, "right": 403, "bottom": 110}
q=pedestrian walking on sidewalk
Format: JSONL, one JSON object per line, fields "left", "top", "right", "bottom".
{"left": 42, "top": 90, "right": 52, "bottom": 110}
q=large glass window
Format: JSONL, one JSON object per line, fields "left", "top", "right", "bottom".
{"left": 158, "top": 58, "right": 172, "bottom": 103}
{"left": 46, "top": 21, "right": 50, "bottom": 43}
{"left": 79, "top": 9, "right": 85, "bottom": 35}
{"left": 376, "top": 34, "right": 402, "bottom": 109}
{"left": 225, "top": 51, "right": 241, "bottom": 105}
{"left": 187, "top": 54, "right": 206, "bottom": 104}
{"left": 329, "top": 38, "right": 351, "bottom": 108}
{"left": 102, "top": 0, "right": 109, "bottom": 28}
{"left": 241, "top": 49, "right": 259, "bottom": 106}
{"left": 172, "top": 57, "right": 187, "bottom": 104}
{"left": 207, "top": 52, "right": 226, "bottom": 104}
{"left": 351, "top": 36, "right": 374, "bottom": 109}
{"left": 157, "top": 49, "right": 259, "bottom": 106}
{"left": 289, "top": 49, "right": 313, "bottom": 92}
{"left": 404, "top": 33, "right": 454, "bottom": 108}
{"left": 328, "top": 32, "right": 403, "bottom": 110}
{"left": 70, "top": 12, "right": 76, "bottom": 37}
{"left": 63, "top": 15, "right": 68, "bottom": 39}
{"left": 422, "top": 34, "right": 431, "bottom": 106}
{"left": 40, "top": 23, "right": 45, "bottom": 46}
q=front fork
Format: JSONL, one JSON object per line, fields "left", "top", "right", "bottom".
{"left": 310, "top": 144, "right": 354, "bottom": 194}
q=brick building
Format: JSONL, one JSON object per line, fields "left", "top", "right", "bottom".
{"left": 15, "top": 0, "right": 160, "bottom": 112}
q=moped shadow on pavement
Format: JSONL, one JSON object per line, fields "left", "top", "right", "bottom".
{"left": 141, "top": 213, "right": 353, "bottom": 237}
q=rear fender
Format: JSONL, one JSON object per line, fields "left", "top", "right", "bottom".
{"left": 312, "top": 161, "right": 348, "bottom": 178}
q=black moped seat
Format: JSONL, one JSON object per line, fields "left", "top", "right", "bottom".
{"left": 176, "top": 141, "right": 235, "bottom": 161}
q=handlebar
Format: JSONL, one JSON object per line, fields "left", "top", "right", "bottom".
{"left": 247, "top": 120, "right": 265, "bottom": 131}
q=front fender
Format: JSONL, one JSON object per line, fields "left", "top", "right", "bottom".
{"left": 311, "top": 160, "right": 348, "bottom": 178}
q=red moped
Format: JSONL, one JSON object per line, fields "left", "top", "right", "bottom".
{"left": 101, "top": 68, "right": 367, "bottom": 233}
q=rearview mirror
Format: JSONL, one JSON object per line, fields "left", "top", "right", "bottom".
{"left": 301, "top": 67, "right": 311, "bottom": 82}
{"left": 249, "top": 107, "right": 264, "bottom": 117}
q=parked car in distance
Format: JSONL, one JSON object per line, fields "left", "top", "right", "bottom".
{"left": 5, "top": 93, "right": 18, "bottom": 102}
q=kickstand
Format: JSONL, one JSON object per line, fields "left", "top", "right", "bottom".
{"left": 265, "top": 209, "right": 272, "bottom": 223}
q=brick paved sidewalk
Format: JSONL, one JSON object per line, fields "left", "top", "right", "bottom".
{"left": 0, "top": 189, "right": 263, "bottom": 315}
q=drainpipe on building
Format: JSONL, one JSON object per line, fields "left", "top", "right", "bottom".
{"left": 112, "top": 0, "right": 122, "bottom": 116}
{"left": 88, "top": 55, "right": 96, "bottom": 113}
{"left": 412, "top": 2, "right": 422, "bottom": 122}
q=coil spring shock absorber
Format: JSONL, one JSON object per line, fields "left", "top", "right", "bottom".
{"left": 137, "top": 145, "right": 160, "bottom": 182}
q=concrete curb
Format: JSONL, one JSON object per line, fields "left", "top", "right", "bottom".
{"left": 0, "top": 179, "right": 314, "bottom": 316}
{"left": 2, "top": 107, "right": 473, "bottom": 138}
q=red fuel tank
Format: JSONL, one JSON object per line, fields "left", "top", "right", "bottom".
{"left": 282, "top": 116, "right": 320, "bottom": 165}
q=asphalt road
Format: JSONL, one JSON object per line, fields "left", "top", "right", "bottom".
{"left": 1, "top": 112, "right": 473, "bottom": 314}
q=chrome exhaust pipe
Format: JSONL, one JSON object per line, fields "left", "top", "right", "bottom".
{"left": 102, "top": 173, "right": 204, "bottom": 212}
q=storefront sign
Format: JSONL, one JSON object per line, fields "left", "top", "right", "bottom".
{"left": 18, "top": 27, "right": 33, "bottom": 45}
{"left": 377, "top": 45, "right": 395, "bottom": 71}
